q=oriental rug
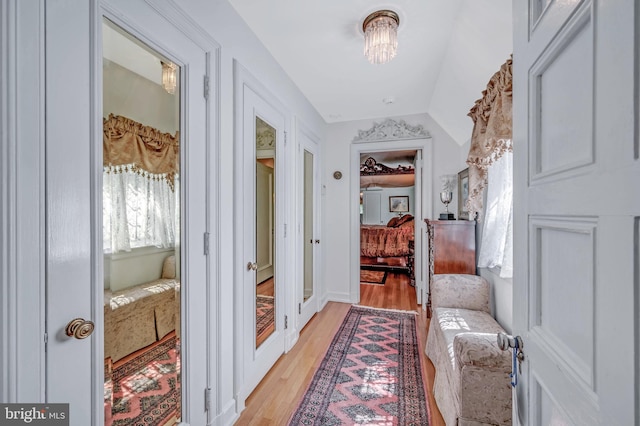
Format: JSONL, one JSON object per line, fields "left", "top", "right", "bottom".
{"left": 360, "top": 269, "right": 387, "bottom": 286}
{"left": 104, "top": 332, "right": 180, "bottom": 426}
{"left": 288, "top": 305, "right": 430, "bottom": 425}
{"left": 256, "top": 295, "right": 275, "bottom": 342}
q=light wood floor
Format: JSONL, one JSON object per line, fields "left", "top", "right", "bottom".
{"left": 235, "top": 271, "right": 445, "bottom": 425}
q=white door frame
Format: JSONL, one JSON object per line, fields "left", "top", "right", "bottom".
{"left": 349, "top": 122, "right": 433, "bottom": 306}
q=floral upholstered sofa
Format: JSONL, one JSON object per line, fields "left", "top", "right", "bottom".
{"left": 425, "top": 274, "right": 512, "bottom": 425}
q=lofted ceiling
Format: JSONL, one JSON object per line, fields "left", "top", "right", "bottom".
{"left": 228, "top": 0, "right": 512, "bottom": 145}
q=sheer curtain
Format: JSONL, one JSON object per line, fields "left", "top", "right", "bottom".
{"left": 466, "top": 57, "right": 513, "bottom": 277}
{"left": 103, "top": 115, "right": 179, "bottom": 253}
{"left": 477, "top": 152, "right": 513, "bottom": 277}
{"left": 103, "top": 165, "right": 178, "bottom": 253}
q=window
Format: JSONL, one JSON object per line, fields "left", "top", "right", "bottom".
{"left": 477, "top": 151, "right": 513, "bottom": 278}
{"left": 103, "top": 164, "right": 179, "bottom": 253}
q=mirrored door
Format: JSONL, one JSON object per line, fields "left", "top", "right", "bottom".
{"left": 299, "top": 135, "right": 319, "bottom": 329}
{"left": 102, "top": 19, "right": 182, "bottom": 425}
{"left": 240, "top": 82, "right": 287, "bottom": 403}
{"left": 45, "top": 3, "right": 209, "bottom": 423}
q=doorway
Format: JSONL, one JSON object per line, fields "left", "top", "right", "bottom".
{"left": 359, "top": 150, "right": 417, "bottom": 310}
{"left": 349, "top": 127, "right": 433, "bottom": 309}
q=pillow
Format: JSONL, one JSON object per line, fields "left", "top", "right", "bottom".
{"left": 161, "top": 255, "right": 176, "bottom": 279}
{"left": 396, "top": 214, "right": 414, "bottom": 227}
{"left": 386, "top": 217, "right": 400, "bottom": 227}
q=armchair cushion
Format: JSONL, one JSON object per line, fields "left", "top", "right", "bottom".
{"left": 432, "top": 274, "right": 490, "bottom": 313}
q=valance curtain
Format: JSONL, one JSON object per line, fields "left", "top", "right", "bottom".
{"left": 466, "top": 57, "right": 512, "bottom": 220}
{"left": 103, "top": 114, "right": 179, "bottom": 190}
{"left": 466, "top": 57, "right": 513, "bottom": 278}
{"left": 103, "top": 115, "right": 179, "bottom": 253}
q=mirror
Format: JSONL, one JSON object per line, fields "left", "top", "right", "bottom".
{"left": 102, "top": 18, "right": 182, "bottom": 425}
{"left": 256, "top": 117, "right": 276, "bottom": 348}
{"left": 303, "top": 149, "right": 314, "bottom": 302}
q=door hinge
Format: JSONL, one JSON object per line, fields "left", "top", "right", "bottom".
{"left": 204, "top": 232, "right": 210, "bottom": 255}
{"left": 44, "top": 333, "right": 48, "bottom": 352}
{"left": 284, "top": 315, "right": 288, "bottom": 329}
{"left": 204, "top": 75, "right": 210, "bottom": 100}
{"left": 205, "top": 387, "right": 213, "bottom": 412}
{"left": 298, "top": 303, "right": 301, "bottom": 315}
{"left": 284, "top": 224, "right": 287, "bottom": 238}
{"left": 284, "top": 131, "right": 287, "bottom": 145}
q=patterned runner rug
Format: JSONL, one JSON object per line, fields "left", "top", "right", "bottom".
{"left": 256, "top": 295, "right": 275, "bottom": 341}
{"left": 105, "top": 332, "right": 180, "bottom": 426}
{"left": 360, "top": 269, "right": 387, "bottom": 285}
{"left": 288, "top": 305, "right": 430, "bottom": 425}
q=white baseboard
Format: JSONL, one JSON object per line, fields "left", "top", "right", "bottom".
{"left": 325, "top": 292, "right": 352, "bottom": 304}
{"left": 210, "top": 398, "right": 238, "bottom": 426}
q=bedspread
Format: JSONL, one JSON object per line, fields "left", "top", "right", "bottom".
{"left": 360, "top": 223, "right": 414, "bottom": 257}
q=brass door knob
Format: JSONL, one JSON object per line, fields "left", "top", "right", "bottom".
{"left": 65, "top": 318, "right": 95, "bottom": 340}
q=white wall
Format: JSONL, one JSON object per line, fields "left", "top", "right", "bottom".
{"left": 361, "top": 186, "right": 415, "bottom": 225}
{"left": 323, "top": 112, "right": 464, "bottom": 303}
{"left": 167, "top": 1, "right": 326, "bottom": 423}
{"left": 103, "top": 59, "right": 179, "bottom": 134}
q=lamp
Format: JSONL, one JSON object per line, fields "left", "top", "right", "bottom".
{"left": 161, "top": 61, "right": 177, "bottom": 95}
{"left": 362, "top": 10, "right": 399, "bottom": 65}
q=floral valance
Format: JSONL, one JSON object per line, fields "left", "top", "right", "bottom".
{"left": 466, "top": 56, "right": 513, "bottom": 220}
{"left": 103, "top": 114, "right": 179, "bottom": 190}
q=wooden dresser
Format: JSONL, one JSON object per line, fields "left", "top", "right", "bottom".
{"left": 425, "top": 219, "right": 476, "bottom": 315}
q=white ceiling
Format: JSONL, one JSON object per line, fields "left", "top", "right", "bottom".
{"left": 228, "top": 0, "right": 513, "bottom": 145}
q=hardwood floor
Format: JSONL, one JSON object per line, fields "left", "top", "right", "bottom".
{"left": 235, "top": 271, "right": 445, "bottom": 425}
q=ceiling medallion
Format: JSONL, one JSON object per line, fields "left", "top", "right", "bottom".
{"left": 362, "top": 10, "right": 400, "bottom": 65}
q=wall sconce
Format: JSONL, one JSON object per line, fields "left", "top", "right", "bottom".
{"left": 161, "top": 61, "right": 177, "bottom": 95}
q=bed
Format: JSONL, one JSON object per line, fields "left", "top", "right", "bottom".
{"left": 360, "top": 215, "right": 415, "bottom": 269}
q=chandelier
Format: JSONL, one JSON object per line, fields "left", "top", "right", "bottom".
{"left": 161, "top": 61, "right": 177, "bottom": 94}
{"left": 362, "top": 10, "right": 399, "bottom": 65}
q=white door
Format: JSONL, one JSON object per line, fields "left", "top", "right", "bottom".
{"left": 512, "top": 1, "right": 638, "bottom": 424}
{"left": 45, "top": 2, "right": 209, "bottom": 425}
{"left": 299, "top": 137, "right": 320, "bottom": 329}
{"left": 240, "top": 84, "right": 287, "bottom": 402}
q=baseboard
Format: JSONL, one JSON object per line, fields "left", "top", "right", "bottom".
{"left": 211, "top": 398, "right": 238, "bottom": 426}
{"left": 285, "top": 328, "right": 299, "bottom": 352}
{"left": 326, "top": 292, "right": 352, "bottom": 304}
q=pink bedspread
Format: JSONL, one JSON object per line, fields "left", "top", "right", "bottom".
{"left": 360, "top": 223, "right": 414, "bottom": 257}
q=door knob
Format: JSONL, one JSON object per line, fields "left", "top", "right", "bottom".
{"left": 247, "top": 262, "right": 258, "bottom": 271}
{"left": 65, "top": 318, "right": 95, "bottom": 340}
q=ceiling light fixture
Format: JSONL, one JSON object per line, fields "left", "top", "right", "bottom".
{"left": 362, "top": 10, "right": 399, "bottom": 65}
{"left": 161, "top": 61, "right": 177, "bottom": 95}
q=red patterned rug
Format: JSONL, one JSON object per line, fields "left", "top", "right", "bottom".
{"left": 257, "top": 295, "right": 275, "bottom": 341}
{"left": 360, "top": 269, "right": 387, "bottom": 286}
{"left": 288, "top": 305, "right": 430, "bottom": 425}
{"left": 104, "top": 332, "right": 180, "bottom": 426}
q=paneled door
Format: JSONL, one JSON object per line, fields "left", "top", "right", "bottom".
{"left": 45, "top": 2, "right": 209, "bottom": 424}
{"left": 239, "top": 82, "right": 287, "bottom": 403}
{"left": 512, "top": 1, "right": 638, "bottom": 425}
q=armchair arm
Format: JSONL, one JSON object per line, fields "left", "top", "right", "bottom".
{"left": 454, "top": 332, "right": 511, "bottom": 370}
{"left": 431, "top": 274, "right": 490, "bottom": 312}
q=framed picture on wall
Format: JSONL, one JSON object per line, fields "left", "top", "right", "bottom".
{"left": 389, "top": 196, "right": 409, "bottom": 213}
{"left": 458, "top": 168, "right": 469, "bottom": 220}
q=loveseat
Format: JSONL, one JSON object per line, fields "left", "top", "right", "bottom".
{"left": 425, "top": 274, "right": 512, "bottom": 425}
